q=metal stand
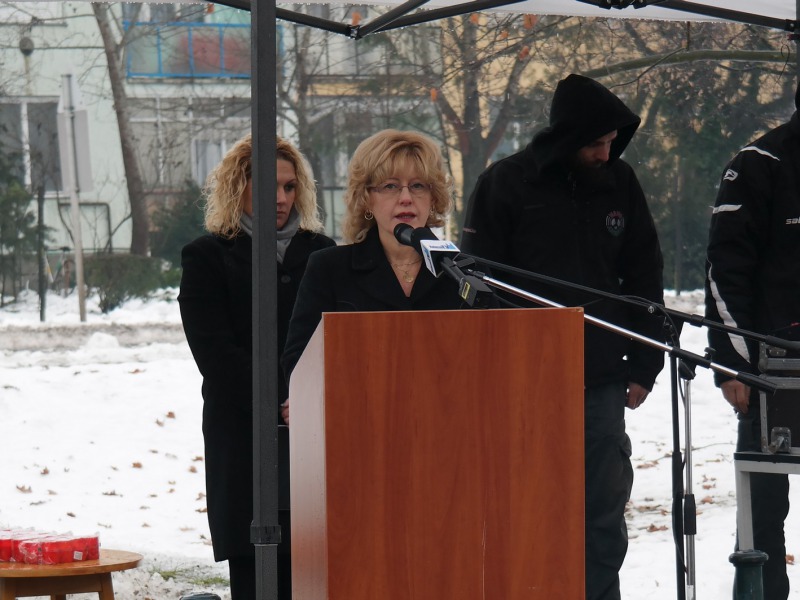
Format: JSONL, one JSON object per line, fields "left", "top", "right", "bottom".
{"left": 733, "top": 348, "right": 800, "bottom": 598}
{"left": 460, "top": 263, "right": 779, "bottom": 600}
{"left": 679, "top": 359, "right": 698, "bottom": 600}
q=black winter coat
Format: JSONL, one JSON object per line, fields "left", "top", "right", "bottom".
{"left": 705, "top": 109, "right": 800, "bottom": 384}
{"left": 461, "top": 74, "right": 665, "bottom": 389}
{"left": 282, "top": 226, "right": 469, "bottom": 381}
{"left": 179, "top": 230, "right": 335, "bottom": 560}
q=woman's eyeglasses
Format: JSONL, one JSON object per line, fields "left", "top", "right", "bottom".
{"left": 368, "top": 182, "right": 431, "bottom": 198}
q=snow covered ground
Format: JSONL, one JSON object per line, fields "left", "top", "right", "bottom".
{"left": 2, "top": 288, "right": 800, "bottom": 599}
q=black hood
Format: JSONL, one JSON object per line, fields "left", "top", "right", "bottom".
{"left": 530, "top": 74, "right": 641, "bottom": 172}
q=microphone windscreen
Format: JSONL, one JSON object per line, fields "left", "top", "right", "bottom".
{"left": 394, "top": 223, "right": 415, "bottom": 248}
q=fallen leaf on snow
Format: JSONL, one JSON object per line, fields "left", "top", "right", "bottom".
{"left": 132, "top": 462, "right": 143, "bottom": 469}
{"left": 16, "top": 485, "right": 31, "bottom": 493}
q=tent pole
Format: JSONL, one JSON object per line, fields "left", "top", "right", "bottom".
{"left": 251, "top": 0, "right": 281, "bottom": 599}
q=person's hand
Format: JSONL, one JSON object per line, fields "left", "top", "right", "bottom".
{"left": 626, "top": 382, "right": 650, "bottom": 409}
{"left": 721, "top": 379, "right": 750, "bottom": 415}
{"left": 281, "top": 400, "right": 290, "bottom": 426}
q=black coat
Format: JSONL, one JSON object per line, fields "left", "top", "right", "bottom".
{"left": 705, "top": 110, "right": 800, "bottom": 384}
{"left": 460, "top": 75, "right": 664, "bottom": 390}
{"left": 179, "top": 229, "right": 335, "bottom": 560}
{"left": 282, "top": 226, "right": 470, "bottom": 381}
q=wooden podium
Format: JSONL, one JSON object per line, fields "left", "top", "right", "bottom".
{"left": 289, "top": 308, "right": 585, "bottom": 599}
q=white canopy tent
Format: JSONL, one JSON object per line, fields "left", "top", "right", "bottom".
{"left": 265, "top": 0, "right": 798, "bottom": 37}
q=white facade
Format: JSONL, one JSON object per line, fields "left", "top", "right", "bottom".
{"left": 0, "top": 1, "right": 252, "bottom": 254}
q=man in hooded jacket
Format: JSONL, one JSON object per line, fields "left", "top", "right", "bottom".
{"left": 705, "top": 83, "right": 800, "bottom": 600}
{"left": 460, "top": 74, "right": 665, "bottom": 600}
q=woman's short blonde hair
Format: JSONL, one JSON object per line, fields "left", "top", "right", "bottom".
{"left": 203, "top": 133, "right": 324, "bottom": 238}
{"left": 341, "top": 129, "right": 454, "bottom": 244}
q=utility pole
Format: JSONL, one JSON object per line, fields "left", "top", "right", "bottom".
{"left": 58, "top": 73, "right": 93, "bottom": 322}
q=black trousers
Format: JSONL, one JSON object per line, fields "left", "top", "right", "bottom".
{"left": 584, "top": 382, "right": 633, "bottom": 600}
{"left": 737, "top": 412, "right": 790, "bottom": 600}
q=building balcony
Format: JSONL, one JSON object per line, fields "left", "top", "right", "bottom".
{"left": 123, "top": 21, "right": 250, "bottom": 79}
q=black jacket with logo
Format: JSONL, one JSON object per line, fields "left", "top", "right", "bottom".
{"left": 705, "top": 106, "right": 800, "bottom": 385}
{"left": 461, "top": 74, "right": 665, "bottom": 389}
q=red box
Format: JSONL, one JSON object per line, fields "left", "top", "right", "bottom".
{"left": 0, "top": 529, "right": 41, "bottom": 562}
{"left": 19, "top": 534, "right": 100, "bottom": 565}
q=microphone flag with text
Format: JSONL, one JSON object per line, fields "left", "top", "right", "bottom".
{"left": 393, "top": 224, "right": 494, "bottom": 308}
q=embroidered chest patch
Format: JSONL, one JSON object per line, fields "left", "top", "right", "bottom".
{"left": 606, "top": 211, "right": 625, "bottom": 236}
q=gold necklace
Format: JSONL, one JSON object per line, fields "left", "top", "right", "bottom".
{"left": 390, "top": 258, "right": 422, "bottom": 283}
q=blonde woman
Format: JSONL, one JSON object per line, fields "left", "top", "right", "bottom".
{"left": 179, "top": 133, "right": 334, "bottom": 600}
{"left": 282, "top": 129, "right": 484, "bottom": 403}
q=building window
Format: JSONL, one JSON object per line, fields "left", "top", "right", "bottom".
{"left": 129, "top": 97, "right": 250, "bottom": 190}
{"left": 192, "top": 139, "right": 223, "bottom": 187}
{"left": 0, "top": 101, "right": 62, "bottom": 193}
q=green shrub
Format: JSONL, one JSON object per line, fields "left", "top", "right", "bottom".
{"left": 84, "top": 253, "right": 163, "bottom": 313}
{"left": 151, "top": 180, "right": 205, "bottom": 269}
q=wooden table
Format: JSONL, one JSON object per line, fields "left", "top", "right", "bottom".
{"left": 0, "top": 549, "right": 142, "bottom": 600}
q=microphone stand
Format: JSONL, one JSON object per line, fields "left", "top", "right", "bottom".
{"left": 474, "top": 270, "right": 773, "bottom": 393}
{"left": 439, "top": 256, "right": 495, "bottom": 308}
{"left": 455, "top": 254, "right": 778, "bottom": 600}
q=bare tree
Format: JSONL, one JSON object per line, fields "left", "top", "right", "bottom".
{"left": 92, "top": 2, "right": 149, "bottom": 256}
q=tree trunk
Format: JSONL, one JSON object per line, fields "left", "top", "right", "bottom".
{"left": 93, "top": 3, "right": 149, "bottom": 256}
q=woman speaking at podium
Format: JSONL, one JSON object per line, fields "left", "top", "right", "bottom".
{"left": 282, "top": 129, "right": 473, "bottom": 415}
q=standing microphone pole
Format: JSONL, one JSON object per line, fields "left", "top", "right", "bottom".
{"left": 670, "top": 354, "right": 687, "bottom": 600}
{"left": 395, "top": 224, "right": 773, "bottom": 598}
{"left": 682, "top": 359, "right": 698, "bottom": 600}
{"left": 463, "top": 267, "right": 777, "bottom": 600}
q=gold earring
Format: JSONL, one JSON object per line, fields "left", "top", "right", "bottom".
{"left": 365, "top": 210, "right": 374, "bottom": 220}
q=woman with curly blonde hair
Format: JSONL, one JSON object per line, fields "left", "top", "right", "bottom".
{"left": 282, "top": 129, "right": 485, "bottom": 405}
{"left": 179, "top": 133, "right": 334, "bottom": 600}
{"left": 203, "top": 134, "right": 325, "bottom": 237}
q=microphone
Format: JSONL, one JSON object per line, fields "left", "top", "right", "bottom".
{"left": 393, "top": 224, "right": 494, "bottom": 308}
{"left": 394, "top": 222, "right": 417, "bottom": 250}
{"left": 394, "top": 224, "right": 456, "bottom": 276}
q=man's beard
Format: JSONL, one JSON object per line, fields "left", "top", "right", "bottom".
{"left": 567, "top": 157, "right": 613, "bottom": 188}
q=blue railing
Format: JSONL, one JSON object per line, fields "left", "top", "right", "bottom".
{"left": 123, "top": 21, "right": 250, "bottom": 79}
